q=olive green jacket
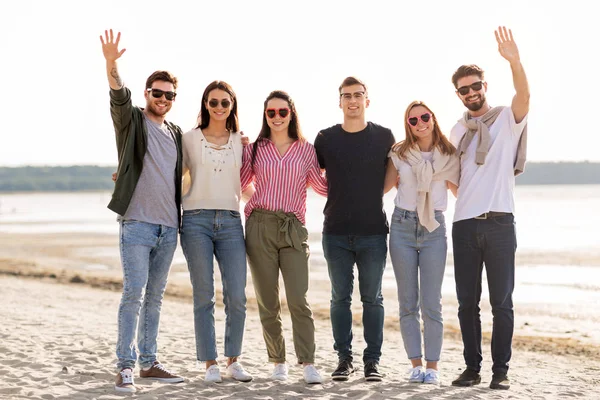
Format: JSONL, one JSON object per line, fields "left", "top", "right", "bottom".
{"left": 107, "top": 87, "right": 183, "bottom": 228}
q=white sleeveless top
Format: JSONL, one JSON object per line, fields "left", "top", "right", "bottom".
{"left": 181, "top": 129, "right": 243, "bottom": 212}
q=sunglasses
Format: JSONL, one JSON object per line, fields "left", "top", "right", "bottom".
{"left": 456, "top": 81, "right": 485, "bottom": 96}
{"left": 207, "top": 99, "right": 232, "bottom": 108}
{"left": 265, "top": 108, "right": 290, "bottom": 119}
{"left": 147, "top": 88, "right": 176, "bottom": 101}
{"left": 407, "top": 113, "right": 432, "bottom": 127}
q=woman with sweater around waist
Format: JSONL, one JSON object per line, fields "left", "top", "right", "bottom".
{"left": 240, "top": 90, "right": 327, "bottom": 384}
{"left": 385, "top": 101, "right": 459, "bottom": 385}
{"left": 180, "top": 81, "right": 253, "bottom": 383}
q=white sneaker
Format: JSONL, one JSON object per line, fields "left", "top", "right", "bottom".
{"left": 226, "top": 362, "right": 253, "bottom": 382}
{"left": 423, "top": 368, "right": 440, "bottom": 385}
{"left": 303, "top": 364, "right": 323, "bottom": 384}
{"left": 408, "top": 366, "right": 425, "bottom": 383}
{"left": 205, "top": 364, "right": 222, "bottom": 383}
{"left": 271, "top": 363, "right": 289, "bottom": 381}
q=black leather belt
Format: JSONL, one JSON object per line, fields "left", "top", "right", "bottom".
{"left": 474, "top": 211, "right": 511, "bottom": 220}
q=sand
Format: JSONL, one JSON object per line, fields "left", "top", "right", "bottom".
{"left": 1, "top": 232, "right": 599, "bottom": 399}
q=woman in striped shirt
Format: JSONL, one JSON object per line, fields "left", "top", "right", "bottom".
{"left": 240, "top": 90, "right": 327, "bottom": 384}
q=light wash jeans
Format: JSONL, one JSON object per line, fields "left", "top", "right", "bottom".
{"left": 116, "top": 220, "right": 178, "bottom": 370}
{"left": 322, "top": 234, "right": 387, "bottom": 363}
{"left": 389, "top": 207, "right": 447, "bottom": 362}
{"left": 180, "top": 209, "right": 247, "bottom": 361}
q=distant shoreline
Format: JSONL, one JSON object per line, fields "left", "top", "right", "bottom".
{"left": 0, "top": 162, "right": 599, "bottom": 192}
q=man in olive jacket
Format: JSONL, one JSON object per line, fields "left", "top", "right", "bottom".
{"left": 101, "top": 29, "right": 184, "bottom": 393}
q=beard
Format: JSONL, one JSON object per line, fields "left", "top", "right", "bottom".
{"left": 462, "top": 93, "right": 486, "bottom": 112}
{"left": 145, "top": 100, "right": 172, "bottom": 118}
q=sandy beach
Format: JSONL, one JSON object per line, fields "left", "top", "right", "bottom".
{"left": 1, "top": 231, "right": 600, "bottom": 399}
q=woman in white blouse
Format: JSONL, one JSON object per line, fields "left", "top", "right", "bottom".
{"left": 180, "top": 81, "right": 252, "bottom": 383}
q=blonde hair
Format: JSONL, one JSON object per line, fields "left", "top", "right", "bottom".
{"left": 392, "top": 100, "right": 455, "bottom": 159}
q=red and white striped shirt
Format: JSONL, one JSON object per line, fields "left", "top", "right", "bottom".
{"left": 240, "top": 139, "right": 327, "bottom": 224}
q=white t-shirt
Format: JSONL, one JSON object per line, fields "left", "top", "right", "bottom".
{"left": 450, "top": 107, "right": 527, "bottom": 222}
{"left": 390, "top": 151, "right": 449, "bottom": 212}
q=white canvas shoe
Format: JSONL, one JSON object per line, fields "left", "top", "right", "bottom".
{"left": 205, "top": 364, "right": 222, "bottom": 383}
{"left": 408, "top": 366, "right": 425, "bottom": 383}
{"left": 303, "top": 364, "right": 323, "bottom": 384}
{"left": 271, "top": 363, "right": 289, "bottom": 381}
{"left": 423, "top": 368, "right": 440, "bottom": 385}
{"left": 226, "top": 362, "right": 253, "bottom": 382}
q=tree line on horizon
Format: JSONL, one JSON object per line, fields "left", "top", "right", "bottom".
{"left": 0, "top": 163, "right": 599, "bottom": 192}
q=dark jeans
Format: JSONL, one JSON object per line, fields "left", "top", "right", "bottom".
{"left": 322, "top": 234, "right": 387, "bottom": 363}
{"left": 452, "top": 214, "right": 516, "bottom": 373}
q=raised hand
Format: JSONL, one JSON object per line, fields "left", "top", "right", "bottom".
{"left": 495, "top": 26, "right": 520, "bottom": 64}
{"left": 100, "top": 29, "right": 126, "bottom": 62}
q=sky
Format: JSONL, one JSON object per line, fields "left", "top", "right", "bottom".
{"left": 1, "top": 0, "right": 597, "bottom": 166}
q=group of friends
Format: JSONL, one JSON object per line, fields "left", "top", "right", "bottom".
{"left": 100, "top": 25, "right": 529, "bottom": 393}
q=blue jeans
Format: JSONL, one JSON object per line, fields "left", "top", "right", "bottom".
{"left": 180, "top": 209, "right": 247, "bottom": 361}
{"left": 322, "top": 234, "right": 387, "bottom": 363}
{"left": 389, "top": 208, "right": 447, "bottom": 362}
{"left": 452, "top": 214, "right": 516, "bottom": 373}
{"left": 116, "top": 220, "right": 178, "bottom": 370}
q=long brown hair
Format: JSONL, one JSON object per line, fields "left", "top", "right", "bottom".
{"left": 250, "top": 90, "right": 304, "bottom": 170}
{"left": 196, "top": 80, "right": 239, "bottom": 132}
{"left": 392, "top": 101, "right": 455, "bottom": 159}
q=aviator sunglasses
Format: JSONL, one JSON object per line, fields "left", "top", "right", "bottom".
{"left": 456, "top": 81, "right": 485, "bottom": 96}
{"left": 208, "top": 99, "right": 232, "bottom": 108}
{"left": 147, "top": 88, "right": 177, "bottom": 101}
{"left": 407, "top": 113, "right": 432, "bottom": 127}
{"left": 265, "top": 108, "right": 290, "bottom": 119}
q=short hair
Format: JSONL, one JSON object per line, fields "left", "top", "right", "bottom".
{"left": 145, "top": 70, "right": 178, "bottom": 90}
{"left": 451, "top": 65, "right": 485, "bottom": 88}
{"left": 338, "top": 76, "right": 368, "bottom": 94}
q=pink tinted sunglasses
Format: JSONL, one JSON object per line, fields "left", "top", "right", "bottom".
{"left": 407, "top": 113, "right": 432, "bottom": 127}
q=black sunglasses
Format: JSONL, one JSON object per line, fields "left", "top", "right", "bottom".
{"left": 456, "top": 81, "right": 484, "bottom": 96}
{"left": 147, "top": 88, "right": 176, "bottom": 101}
{"left": 208, "top": 99, "right": 232, "bottom": 108}
{"left": 407, "top": 113, "right": 432, "bottom": 127}
{"left": 265, "top": 108, "right": 290, "bottom": 119}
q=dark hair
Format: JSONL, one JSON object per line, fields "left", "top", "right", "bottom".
{"left": 451, "top": 64, "right": 485, "bottom": 88}
{"left": 250, "top": 90, "right": 304, "bottom": 170}
{"left": 196, "top": 80, "right": 239, "bottom": 132}
{"left": 145, "top": 70, "right": 178, "bottom": 90}
{"left": 392, "top": 100, "right": 456, "bottom": 158}
{"left": 338, "top": 76, "right": 368, "bottom": 95}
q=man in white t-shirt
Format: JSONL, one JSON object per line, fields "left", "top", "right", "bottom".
{"left": 449, "top": 26, "right": 530, "bottom": 391}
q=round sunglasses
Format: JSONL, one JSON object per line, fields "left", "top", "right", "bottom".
{"left": 207, "top": 99, "right": 232, "bottom": 108}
